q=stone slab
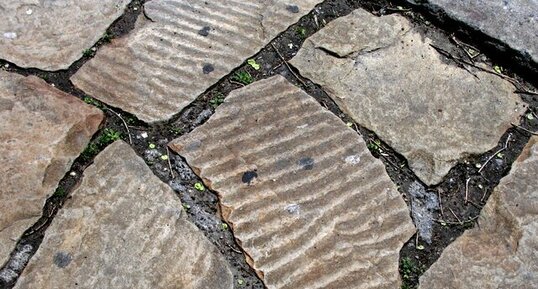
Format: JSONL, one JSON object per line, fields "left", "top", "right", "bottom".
{"left": 289, "top": 9, "right": 525, "bottom": 185}
{"left": 0, "top": 0, "right": 130, "bottom": 70}
{"left": 0, "top": 71, "right": 103, "bottom": 267}
{"left": 170, "top": 76, "right": 416, "bottom": 289}
{"left": 71, "top": 0, "right": 323, "bottom": 123}
{"left": 14, "top": 141, "right": 233, "bottom": 289}
{"left": 419, "top": 136, "right": 538, "bottom": 289}
{"left": 409, "top": 0, "right": 538, "bottom": 65}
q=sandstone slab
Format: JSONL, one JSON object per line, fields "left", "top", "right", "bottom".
{"left": 0, "top": 71, "right": 103, "bottom": 267}
{"left": 290, "top": 9, "right": 525, "bottom": 185}
{"left": 409, "top": 0, "right": 538, "bottom": 64}
{"left": 170, "top": 76, "right": 416, "bottom": 289}
{"left": 419, "top": 136, "right": 538, "bottom": 289}
{"left": 0, "top": 0, "right": 129, "bottom": 70}
{"left": 71, "top": 0, "right": 323, "bottom": 123}
{"left": 15, "top": 141, "right": 233, "bottom": 289}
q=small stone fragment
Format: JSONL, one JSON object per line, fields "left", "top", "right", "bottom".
{"left": 14, "top": 141, "right": 233, "bottom": 289}
{"left": 0, "top": 1, "right": 129, "bottom": 70}
{"left": 170, "top": 76, "right": 415, "bottom": 289}
{"left": 419, "top": 137, "right": 538, "bottom": 288}
{"left": 0, "top": 71, "right": 103, "bottom": 267}
{"left": 290, "top": 9, "right": 525, "bottom": 185}
{"left": 71, "top": 0, "right": 323, "bottom": 123}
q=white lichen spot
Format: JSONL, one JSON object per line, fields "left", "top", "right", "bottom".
{"left": 3, "top": 32, "right": 17, "bottom": 39}
{"left": 344, "top": 154, "right": 361, "bottom": 165}
{"left": 26, "top": 9, "right": 33, "bottom": 15}
{"left": 285, "top": 204, "right": 300, "bottom": 215}
{"left": 296, "top": 124, "right": 308, "bottom": 129}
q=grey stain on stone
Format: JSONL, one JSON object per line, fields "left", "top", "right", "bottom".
{"left": 286, "top": 5, "right": 299, "bottom": 13}
{"left": 298, "top": 157, "right": 315, "bottom": 170}
{"left": 53, "top": 252, "right": 72, "bottom": 268}
{"left": 198, "top": 26, "right": 211, "bottom": 36}
{"left": 202, "top": 64, "right": 214, "bottom": 74}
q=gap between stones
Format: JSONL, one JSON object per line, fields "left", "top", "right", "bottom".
{"left": 1, "top": 0, "right": 538, "bottom": 288}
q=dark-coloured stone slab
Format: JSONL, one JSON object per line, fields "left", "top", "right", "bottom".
{"left": 14, "top": 141, "right": 233, "bottom": 289}
{"left": 71, "top": 0, "right": 323, "bottom": 123}
{"left": 290, "top": 8, "right": 525, "bottom": 185}
{"left": 0, "top": 71, "right": 103, "bottom": 267}
{"left": 419, "top": 136, "right": 538, "bottom": 289}
{"left": 170, "top": 76, "right": 415, "bottom": 289}
{"left": 0, "top": 0, "right": 130, "bottom": 70}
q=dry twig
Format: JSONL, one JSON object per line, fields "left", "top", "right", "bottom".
{"left": 166, "top": 147, "right": 175, "bottom": 179}
{"left": 479, "top": 134, "right": 512, "bottom": 173}
{"left": 512, "top": 123, "right": 538, "bottom": 135}
{"left": 271, "top": 43, "right": 307, "bottom": 87}
{"left": 107, "top": 108, "right": 132, "bottom": 144}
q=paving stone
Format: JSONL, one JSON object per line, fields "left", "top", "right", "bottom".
{"left": 419, "top": 136, "right": 538, "bottom": 289}
{"left": 14, "top": 141, "right": 233, "bottom": 289}
{"left": 0, "top": 0, "right": 129, "bottom": 70}
{"left": 0, "top": 71, "right": 103, "bottom": 267}
{"left": 408, "top": 0, "right": 538, "bottom": 65}
{"left": 169, "top": 76, "right": 416, "bottom": 289}
{"left": 71, "top": 0, "right": 323, "bottom": 123}
{"left": 289, "top": 9, "right": 525, "bottom": 185}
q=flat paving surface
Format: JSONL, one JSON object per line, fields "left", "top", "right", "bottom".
{"left": 170, "top": 76, "right": 415, "bottom": 289}
{"left": 290, "top": 9, "right": 525, "bottom": 185}
{"left": 15, "top": 141, "right": 234, "bottom": 289}
{"left": 71, "top": 0, "right": 322, "bottom": 123}
{"left": 0, "top": 0, "right": 129, "bottom": 70}
{"left": 0, "top": 71, "right": 103, "bottom": 267}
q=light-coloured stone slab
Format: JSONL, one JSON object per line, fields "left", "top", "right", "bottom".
{"left": 0, "top": 0, "right": 130, "bottom": 70}
{"left": 14, "top": 141, "right": 233, "bottom": 289}
{"left": 71, "top": 0, "right": 323, "bottom": 123}
{"left": 290, "top": 9, "right": 525, "bottom": 185}
{"left": 409, "top": 0, "right": 538, "bottom": 64}
{"left": 419, "top": 136, "right": 538, "bottom": 289}
{"left": 170, "top": 76, "right": 416, "bottom": 289}
{"left": 0, "top": 71, "right": 103, "bottom": 267}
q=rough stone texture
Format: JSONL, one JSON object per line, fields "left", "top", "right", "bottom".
{"left": 170, "top": 76, "right": 415, "bottom": 289}
{"left": 71, "top": 0, "right": 323, "bottom": 123}
{"left": 419, "top": 136, "right": 538, "bottom": 289}
{"left": 0, "top": 0, "right": 129, "bottom": 70}
{"left": 0, "top": 71, "right": 103, "bottom": 267}
{"left": 15, "top": 141, "right": 233, "bottom": 289}
{"left": 409, "top": 0, "right": 538, "bottom": 64}
{"left": 290, "top": 9, "right": 525, "bottom": 185}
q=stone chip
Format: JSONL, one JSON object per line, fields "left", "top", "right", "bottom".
{"left": 419, "top": 136, "right": 538, "bottom": 288}
{"left": 290, "top": 9, "right": 525, "bottom": 185}
{"left": 170, "top": 76, "right": 416, "bottom": 289}
{"left": 71, "top": 0, "right": 323, "bottom": 123}
{"left": 0, "top": 71, "right": 103, "bottom": 267}
{"left": 14, "top": 141, "right": 234, "bottom": 289}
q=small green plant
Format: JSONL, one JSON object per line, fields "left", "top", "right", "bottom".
{"left": 170, "top": 127, "right": 182, "bottom": 135}
{"left": 209, "top": 94, "right": 225, "bottom": 108}
{"left": 81, "top": 142, "right": 99, "bottom": 160}
{"left": 53, "top": 187, "right": 67, "bottom": 197}
{"left": 296, "top": 27, "right": 307, "bottom": 38}
{"left": 400, "top": 257, "right": 426, "bottom": 289}
{"left": 233, "top": 71, "right": 253, "bottom": 85}
{"left": 221, "top": 223, "right": 229, "bottom": 230}
{"left": 82, "top": 49, "right": 93, "bottom": 57}
{"left": 247, "top": 59, "right": 260, "bottom": 70}
{"left": 194, "top": 182, "right": 205, "bottom": 191}
{"left": 367, "top": 139, "right": 382, "bottom": 152}
{"left": 100, "top": 128, "right": 121, "bottom": 143}
{"left": 101, "top": 32, "right": 113, "bottom": 43}
{"left": 83, "top": 96, "right": 103, "bottom": 108}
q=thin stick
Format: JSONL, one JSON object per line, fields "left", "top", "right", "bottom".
{"left": 514, "top": 89, "right": 538, "bottom": 96}
{"left": 479, "top": 134, "right": 511, "bottom": 173}
{"left": 227, "top": 244, "right": 242, "bottom": 254}
{"left": 107, "top": 108, "right": 132, "bottom": 144}
{"left": 438, "top": 190, "right": 444, "bottom": 217}
{"left": 434, "top": 215, "right": 479, "bottom": 225}
{"left": 229, "top": 80, "right": 246, "bottom": 87}
{"left": 449, "top": 208, "right": 463, "bottom": 224}
{"left": 271, "top": 43, "right": 308, "bottom": 87}
{"left": 464, "top": 178, "right": 471, "bottom": 204}
{"left": 166, "top": 147, "right": 175, "bottom": 179}
{"left": 512, "top": 123, "right": 538, "bottom": 135}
